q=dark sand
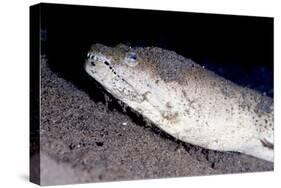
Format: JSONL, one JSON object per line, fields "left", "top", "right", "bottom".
{"left": 40, "top": 58, "right": 273, "bottom": 185}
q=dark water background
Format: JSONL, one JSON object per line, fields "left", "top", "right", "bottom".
{"left": 40, "top": 3, "right": 273, "bottom": 97}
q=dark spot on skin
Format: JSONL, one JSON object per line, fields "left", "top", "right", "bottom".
{"left": 104, "top": 61, "right": 110, "bottom": 66}
{"left": 96, "top": 142, "right": 104, "bottom": 147}
{"left": 68, "top": 143, "right": 76, "bottom": 150}
{"left": 91, "top": 61, "right": 95, "bottom": 66}
{"left": 182, "top": 90, "right": 187, "bottom": 98}
{"left": 184, "top": 109, "right": 190, "bottom": 114}
{"left": 166, "top": 102, "right": 172, "bottom": 108}
{"left": 265, "top": 119, "right": 268, "bottom": 124}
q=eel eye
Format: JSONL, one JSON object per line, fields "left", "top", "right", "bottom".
{"left": 125, "top": 52, "right": 139, "bottom": 67}
{"left": 128, "top": 52, "right": 137, "bottom": 61}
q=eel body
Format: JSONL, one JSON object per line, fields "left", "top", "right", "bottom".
{"left": 84, "top": 44, "right": 274, "bottom": 162}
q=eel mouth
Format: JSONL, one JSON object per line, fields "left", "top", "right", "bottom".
{"left": 87, "top": 64, "right": 143, "bottom": 103}
{"left": 85, "top": 52, "right": 146, "bottom": 104}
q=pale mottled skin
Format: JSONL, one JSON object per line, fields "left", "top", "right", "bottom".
{"left": 84, "top": 43, "right": 274, "bottom": 162}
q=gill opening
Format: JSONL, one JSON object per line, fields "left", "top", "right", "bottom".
{"left": 260, "top": 139, "right": 274, "bottom": 149}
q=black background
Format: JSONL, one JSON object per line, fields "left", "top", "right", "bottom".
{"left": 41, "top": 3, "right": 273, "bottom": 97}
